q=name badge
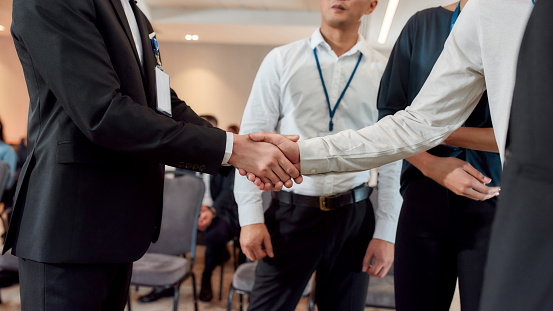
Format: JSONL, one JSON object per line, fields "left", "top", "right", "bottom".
{"left": 155, "top": 66, "right": 172, "bottom": 117}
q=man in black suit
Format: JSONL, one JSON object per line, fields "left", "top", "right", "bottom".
{"left": 6, "top": 0, "right": 300, "bottom": 310}
{"left": 479, "top": 2, "right": 553, "bottom": 310}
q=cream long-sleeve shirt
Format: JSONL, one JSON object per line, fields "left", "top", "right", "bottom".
{"left": 234, "top": 30, "right": 403, "bottom": 243}
{"left": 298, "top": 0, "right": 533, "bottom": 175}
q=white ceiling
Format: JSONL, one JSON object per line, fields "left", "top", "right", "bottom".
{"left": 1, "top": 0, "right": 454, "bottom": 52}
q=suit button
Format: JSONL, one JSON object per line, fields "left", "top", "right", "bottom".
{"left": 177, "top": 162, "right": 185, "bottom": 168}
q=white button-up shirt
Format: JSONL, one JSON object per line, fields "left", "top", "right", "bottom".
{"left": 235, "top": 29, "right": 403, "bottom": 243}
{"left": 298, "top": 0, "right": 533, "bottom": 175}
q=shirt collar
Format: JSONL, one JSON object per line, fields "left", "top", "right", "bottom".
{"left": 309, "top": 28, "right": 371, "bottom": 57}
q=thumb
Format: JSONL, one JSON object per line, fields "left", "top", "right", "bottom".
{"left": 249, "top": 132, "right": 285, "bottom": 145}
{"left": 282, "top": 134, "right": 300, "bottom": 142}
{"left": 263, "top": 233, "right": 274, "bottom": 258}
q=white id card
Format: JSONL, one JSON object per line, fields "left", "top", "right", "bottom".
{"left": 155, "top": 66, "right": 172, "bottom": 117}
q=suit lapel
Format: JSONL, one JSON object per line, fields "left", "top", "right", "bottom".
{"left": 108, "top": 0, "right": 145, "bottom": 81}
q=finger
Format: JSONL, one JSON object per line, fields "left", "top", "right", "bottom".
{"left": 362, "top": 254, "right": 373, "bottom": 273}
{"left": 275, "top": 155, "right": 299, "bottom": 180}
{"left": 294, "top": 175, "right": 303, "bottom": 184}
{"left": 247, "top": 173, "right": 257, "bottom": 182}
{"left": 272, "top": 181, "right": 284, "bottom": 192}
{"left": 283, "top": 180, "right": 293, "bottom": 188}
{"left": 368, "top": 263, "right": 384, "bottom": 278}
{"left": 263, "top": 235, "right": 274, "bottom": 258}
{"left": 252, "top": 245, "right": 267, "bottom": 260}
{"left": 238, "top": 168, "right": 247, "bottom": 176}
{"left": 270, "top": 159, "right": 293, "bottom": 184}
{"left": 463, "top": 163, "right": 492, "bottom": 184}
{"left": 262, "top": 182, "right": 272, "bottom": 192}
{"left": 464, "top": 186, "right": 498, "bottom": 201}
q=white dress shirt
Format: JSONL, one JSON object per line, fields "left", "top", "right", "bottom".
{"left": 120, "top": 0, "right": 233, "bottom": 165}
{"left": 235, "top": 30, "right": 403, "bottom": 243}
{"left": 298, "top": 0, "right": 533, "bottom": 175}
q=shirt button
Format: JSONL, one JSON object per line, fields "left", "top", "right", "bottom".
{"left": 310, "top": 169, "right": 317, "bottom": 174}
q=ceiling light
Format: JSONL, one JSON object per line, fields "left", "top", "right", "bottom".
{"left": 191, "top": 35, "right": 199, "bottom": 41}
{"left": 378, "top": 0, "right": 399, "bottom": 45}
{"left": 0, "top": 25, "right": 5, "bottom": 32}
{"left": 185, "top": 34, "right": 199, "bottom": 41}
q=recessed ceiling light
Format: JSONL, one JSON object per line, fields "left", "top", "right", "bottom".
{"left": 0, "top": 25, "right": 5, "bottom": 32}
{"left": 185, "top": 34, "right": 199, "bottom": 41}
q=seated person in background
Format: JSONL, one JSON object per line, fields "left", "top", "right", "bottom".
{"left": 139, "top": 115, "right": 241, "bottom": 303}
{"left": 226, "top": 124, "right": 240, "bottom": 135}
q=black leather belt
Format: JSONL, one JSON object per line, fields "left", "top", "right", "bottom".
{"left": 271, "top": 185, "right": 372, "bottom": 211}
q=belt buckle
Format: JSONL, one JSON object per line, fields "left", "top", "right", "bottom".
{"left": 319, "top": 194, "right": 338, "bottom": 211}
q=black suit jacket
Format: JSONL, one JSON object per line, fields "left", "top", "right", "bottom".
{"left": 5, "top": 0, "right": 228, "bottom": 264}
{"left": 480, "top": 2, "right": 553, "bottom": 310}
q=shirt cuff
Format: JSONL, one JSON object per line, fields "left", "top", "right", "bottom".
{"left": 222, "top": 132, "right": 234, "bottom": 165}
{"left": 298, "top": 138, "right": 330, "bottom": 175}
{"left": 373, "top": 218, "right": 397, "bottom": 244}
{"left": 238, "top": 203, "right": 265, "bottom": 227}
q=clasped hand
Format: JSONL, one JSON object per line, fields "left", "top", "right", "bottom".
{"left": 228, "top": 132, "right": 302, "bottom": 191}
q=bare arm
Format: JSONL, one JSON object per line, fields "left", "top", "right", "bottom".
{"left": 443, "top": 127, "right": 499, "bottom": 153}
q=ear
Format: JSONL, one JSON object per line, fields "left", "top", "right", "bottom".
{"left": 365, "top": 0, "right": 378, "bottom": 15}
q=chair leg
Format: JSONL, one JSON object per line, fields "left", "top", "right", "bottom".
{"left": 219, "top": 262, "right": 224, "bottom": 301}
{"left": 191, "top": 273, "right": 198, "bottom": 311}
{"left": 173, "top": 283, "right": 181, "bottom": 311}
{"left": 239, "top": 293, "right": 244, "bottom": 311}
{"left": 227, "top": 284, "right": 234, "bottom": 311}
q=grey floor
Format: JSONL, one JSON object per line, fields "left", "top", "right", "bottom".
{"left": 0, "top": 245, "right": 460, "bottom": 311}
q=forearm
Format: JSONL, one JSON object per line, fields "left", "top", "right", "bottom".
{"left": 443, "top": 127, "right": 499, "bottom": 153}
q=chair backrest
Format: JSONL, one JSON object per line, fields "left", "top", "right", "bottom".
{"left": 147, "top": 174, "right": 205, "bottom": 257}
{"left": 0, "top": 160, "right": 10, "bottom": 202}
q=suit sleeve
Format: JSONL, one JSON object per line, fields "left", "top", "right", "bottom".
{"left": 12, "top": 0, "right": 226, "bottom": 174}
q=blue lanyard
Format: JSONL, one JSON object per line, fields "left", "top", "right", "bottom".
{"left": 532, "top": 0, "right": 535, "bottom": 4}
{"left": 450, "top": 2, "right": 461, "bottom": 32}
{"left": 313, "top": 48, "right": 363, "bottom": 132}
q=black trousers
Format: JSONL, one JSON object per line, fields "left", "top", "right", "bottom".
{"left": 394, "top": 177, "right": 496, "bottom": 311}
{"left": 18, "top": 258, "right": 132, "bottom": 311}
{"left": 202, "top": 217, "right": 232, "bottom": 278}
{"left": 248, "top": 194, "right": 375, "bottom": 311}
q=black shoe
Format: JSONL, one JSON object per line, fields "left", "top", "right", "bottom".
{"left": 199, "top": 275, "right": 213, "bottom": 302}
{"left": 198, "top": 286, "right": 213, "bottom": 302}
{"left": 138, "top": 287, "right": 174, "bottom": 303}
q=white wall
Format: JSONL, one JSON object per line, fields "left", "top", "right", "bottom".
{"left": 0, "top": 36, "right": 29, "bottom": 144}
{"left": 0, "top": 36, "right": 274, "bottom": 143}
{"left": 160, "top": 41, "right": 274, "bottom": 130}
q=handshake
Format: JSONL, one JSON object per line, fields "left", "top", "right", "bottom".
{"left": 228, "top": 132, "right": 302, "bottom": 191}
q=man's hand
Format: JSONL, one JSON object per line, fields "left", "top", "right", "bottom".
{"left": 240, "top": 223, "right": 274, "bottom": 261}
{"left": 229, "top": 134, "right": 301, "bottom": 189}
{"left": 362, "top": 238, "right": 394, "bottom": 278}
{"left": 407, "top": 153, "right": 500, "bottom": 201}
{"left": 238, "top": 132, "right": 302, "bottom": 192}
{"left": 197, "top": 205, "right": 213, "bottom": 231}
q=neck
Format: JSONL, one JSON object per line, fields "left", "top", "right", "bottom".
{"left": 444, "top": 0, "right": 468, "bottom": 11}
{"left": 320, "top": 24, "right": 360, "bottom": 57}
